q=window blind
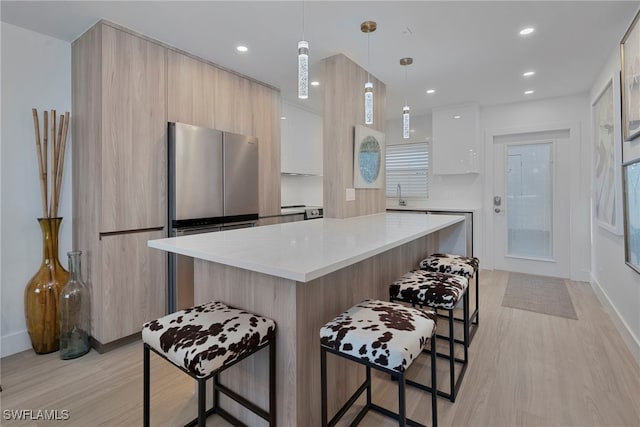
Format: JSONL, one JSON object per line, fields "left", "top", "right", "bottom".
{"left": 385, "top": 142, "right": 429, "bottom": 198}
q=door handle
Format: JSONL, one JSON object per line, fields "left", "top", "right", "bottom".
{"left": 494, "top": 208, "right": 501, "bottom": 213}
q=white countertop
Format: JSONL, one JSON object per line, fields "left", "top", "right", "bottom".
{"left": 149, "top": 212, "right": 464, "bottom": 282}
{"left": 386, "top": 199, "right": 481, "bottom": 213}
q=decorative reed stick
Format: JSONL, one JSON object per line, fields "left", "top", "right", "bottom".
{"left": 31, "top": 108, "right": 70, "bottom": 219}
{"left": 31, "top": 109, "right": 47, "bottom": 217}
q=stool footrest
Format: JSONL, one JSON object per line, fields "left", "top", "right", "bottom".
{"left": 183, "top": 407, "right": 218, "bottom": 427}
{"left": 215, "top": 380, "right": 271, "bottom": 422}
{"left": 369, "top": 403, "right": 426, "bottom": 427}
{"left": 406, "top": 360, "right": 468, "bottom": 402}
{"left": 326, "top": 376, "right": 369, "bottom": 427}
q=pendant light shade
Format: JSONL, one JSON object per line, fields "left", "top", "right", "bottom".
{"left": 298, "top": 40, "right": 309, "bottom": 99}
{"left": 403, "top": 105, "right": 410, "bottom": 139}
{"left": 365, "top": 82, "right": 374, "bottom": 124}
{"left": 361, "top": 21, "right": 377, "bottom": 125}
{"left": 400, "top": 57, "right": 413, "bottom": 139}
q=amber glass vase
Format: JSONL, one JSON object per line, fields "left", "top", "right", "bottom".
{"left": 24, "top": 217, "right": 69, "bottom": 354}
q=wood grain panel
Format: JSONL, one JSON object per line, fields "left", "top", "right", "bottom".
{"left": 253, "top": 82, "right": 281, "bottom": 217}
{"left": 194, "top": 261, "right": 298, "bottom": 427}
{"left": 167, "top": 50, "right": 218, "bottom": 129}
{"left": 100, "top": 230, "right": 166, "bottom": 343}
{"left": 322, "top": 54, "right": 386, "bottom": 219}
{"left": 72, "top": 23, "right": 104, "bottom": 340}
{"left": 193, "top": 233, "right": 436, "bottom": 426}
{"left": 101, "top": 25, "right": 167, "bottom": 233}
{"left": 168, "top": 53, "right": 281, "bottom": 217}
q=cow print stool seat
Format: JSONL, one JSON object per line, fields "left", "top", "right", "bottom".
{"left": 390, "top": 270, "right": 469, "bottom": 402}
{"left": 142, "top": 301, "right": 276, "bottom": 427}
{"left": 420, "top": 253, "right": 480, "bottom": 343}
{"left": 320, "top": 299, "right": 438, "bottom": 427}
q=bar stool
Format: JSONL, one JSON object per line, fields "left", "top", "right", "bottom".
{"left": 420, "top": 253, "right": 480, "bottom": 343}
{"left": 320, "top": 299, "right": 438, "bottom": 427}
{"left": 142, "top": 301, "right": 276, "bottom": 427}
{"left": 389, "top": 270, "right": 469, "bottom": 402}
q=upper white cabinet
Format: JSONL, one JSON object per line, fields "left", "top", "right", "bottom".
{"left": 281, "top": 102, "right": 323, "bottom": 175}
{"left": 432, "top": 104, "right": 480, "bottom": 175}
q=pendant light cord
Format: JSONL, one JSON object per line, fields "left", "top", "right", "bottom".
{"left": 404, "top": 66, "right": 408, "bottom": 106}
{"left": 367, "top": 32, "right": 371, "bottom": 83}
{"left": 302, "top": 0, "right": 305, "bottom": 40}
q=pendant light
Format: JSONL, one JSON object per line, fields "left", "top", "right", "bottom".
{"left": 361, "top": 21, "right": 377, "bottom": 124}
{"left": 298, "top": 1, "right": 309, "bottom": 99}
{"left": 400, "top": 57, "right": 413, "bottom": 139}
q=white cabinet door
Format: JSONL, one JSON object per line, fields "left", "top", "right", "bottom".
{"left": 432, "top": 104, "right": 480, "bottom": 175}
{"left": 281, "top": 102, "right": 323, "bottom": 175}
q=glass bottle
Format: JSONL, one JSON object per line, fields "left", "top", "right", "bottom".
{"left": 59, "top": 251, "right": 91, "bottom": 359}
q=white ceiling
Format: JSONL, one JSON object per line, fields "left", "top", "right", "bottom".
{"left": 1, "top": 1, "right": 637, "bottom": 119}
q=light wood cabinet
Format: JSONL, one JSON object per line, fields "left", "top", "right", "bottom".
{"left": 72, "top": 22, "right": 167, "bottom": 349}
{"left": 432, "top": 104, "right": 480, "bottom": 175}
{"left": 167, "top": 50, "right": 281, "bottom": 217}
{"left": 74, "top": 20, "right": 281, "bottom": 349}
{"left": 101, "top": 26, "right": 167, "bottom": 232}
{"left": 98, "top": 231, "right": 166, "bottom": 343}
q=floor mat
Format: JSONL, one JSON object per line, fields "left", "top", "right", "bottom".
{"left": 502, "top": 272, "right": 578, "bottom": 320}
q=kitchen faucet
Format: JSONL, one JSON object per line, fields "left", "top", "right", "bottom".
{"left": 397, "top": 184, "right": 407, "bottom": 206}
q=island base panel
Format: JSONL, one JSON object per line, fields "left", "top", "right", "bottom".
{"left": 194, "top": 231, "right": 443, "bottom": 426}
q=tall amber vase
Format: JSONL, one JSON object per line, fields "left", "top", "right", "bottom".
{"left": 24, "top": 217, "right": 69, "bottom": 354}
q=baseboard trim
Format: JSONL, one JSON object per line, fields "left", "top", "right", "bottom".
{"left": 590, "top": 274, "right": 640, "bottom": 365}
{"left": 90, "top": 332, "right": 141, "bottom": 354}
{"left": 1, "top": 330, "right": 32, "bottom": 358}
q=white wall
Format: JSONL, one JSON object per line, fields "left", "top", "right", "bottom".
{"left": 481, "top": 94, "right": 591, "bottom": 282}
{"left": 281, "top": 175, "right": 323, "bottom": 207}
{"left": 1, "top": 22, "right": 72, "bottom": 357}
{"left": 590, "top": 48, "right": 640, "bottom": 362}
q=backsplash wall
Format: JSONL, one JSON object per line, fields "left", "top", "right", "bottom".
{"left": 281, "top": 175, "right": 323, "bottom": 207}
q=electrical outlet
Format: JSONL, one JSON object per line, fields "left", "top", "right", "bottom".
{"left": 346, "top": 188, "right": 356, "bottom": 201}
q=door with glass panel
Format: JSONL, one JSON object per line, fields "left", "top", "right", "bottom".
{"left": 493, "top": 140, "right": 570, "bottom": 277}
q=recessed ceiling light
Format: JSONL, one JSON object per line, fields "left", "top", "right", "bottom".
{"left": 523, "top": 71, "right": 535, "bottom": 77}
{"left": 519, "top": 27, "right": 535, "bottom": 36}
{"left": 426, "top": 89, "right": 436, "bottom": 94}
{"left": 236, "top": 45, "right": 248, "bottom": 52}
{"left": 281, "top": 116, "right": 287, "bottom": 120}
{"left": 453, "top": 115, "right": 461, "bottom": 119}
{"left": 524, "top": 90, "right": 534, "bottom": 95}
{"left": 311, "top": 81, "right": 320, "bottom": 86}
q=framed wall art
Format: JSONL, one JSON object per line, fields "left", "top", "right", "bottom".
{"left": 621, "top": 9, "right": 640, "bottom": 143}
{"left": 623, "top": 158, "right": 640, "bottom": 274}
{"left": 353, "top": 125, "right": 385, "bottom": 189}
{"left": 592, "top": 75, "right": 623, "bottom": 234}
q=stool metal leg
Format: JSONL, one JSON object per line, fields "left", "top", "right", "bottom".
{"left": 398, "top": 373, "right": 406, "bottom": 427}
{"left": 269, "top": 339, "right": 277, "bottom": 426}
{"left": 143, "top": 344, "right": 150, "bottom": 427}
{"left": 321, "top": 346, "right": 328, "bottom": 427}
{"left": 197, "top": 379, "right": 206, "bottom": 427}
{"left": 430, "top": 337, "right": 438, "bottom": 427}
{"left": 464, "top": 290, "right": 469, "bottom": 363}
{"left": 448, "top": 308, "right": 455, "bottom": 402}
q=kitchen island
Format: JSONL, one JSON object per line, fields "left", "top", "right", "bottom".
{"left": 148, "top": 212, "right": 466, "bottom": 426}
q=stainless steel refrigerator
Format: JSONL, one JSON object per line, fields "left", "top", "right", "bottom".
{"left": 168, "top": 122, "right": 259, "bottom": 312}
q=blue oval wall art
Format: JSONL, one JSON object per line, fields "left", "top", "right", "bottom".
{"left": 358, "top": 136, "right": 381, "bottom": 183}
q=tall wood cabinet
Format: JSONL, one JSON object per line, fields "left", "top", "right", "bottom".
{"left": 166, "top": 50, "right": 281, "bottom": 217}
{"left": 72, "top": 21, "right": 281, "bottom": 350}
{"left": 72, "top": 22, "right": 167, "bottom": 350}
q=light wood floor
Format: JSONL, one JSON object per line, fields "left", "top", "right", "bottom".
{"left": 1, "top": 270, "right": 639, "bottom": 426}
